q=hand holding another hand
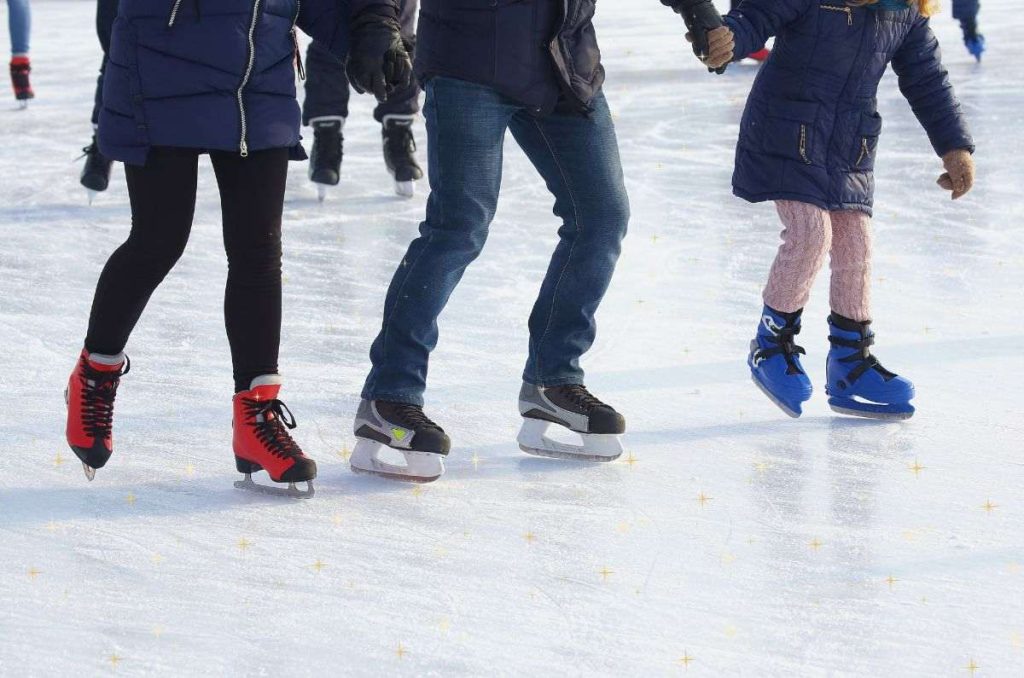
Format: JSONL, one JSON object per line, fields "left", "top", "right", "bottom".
{"left": 686, "top": 26, "right": 735, "bottom": 70}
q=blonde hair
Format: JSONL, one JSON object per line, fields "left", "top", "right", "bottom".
{"left": 846, "top": 0, "right": 937, "bottom": 16}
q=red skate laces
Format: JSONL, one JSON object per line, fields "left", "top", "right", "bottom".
{"left": 78, "top": 356, "right": 130, "bottom": 442}
{"left": 241, "top": 397, "right": 304, "bottom": 459}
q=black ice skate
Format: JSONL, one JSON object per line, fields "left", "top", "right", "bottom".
{"left": 381, "top": 114, "right": 423, "bottom": 198}
{"left": 517, "top": 383, "right": 625, "bottom": 462}
{"left": 308, "top": 116, "right": 344, "bottom": 202}
{"left": 79, "top": 133, "right": 113, "bottom": 202}
{"left": 351, "top": 399, "right": 449, "bottom": 482}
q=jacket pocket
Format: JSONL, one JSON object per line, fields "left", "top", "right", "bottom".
{"left": 762, "top": 100, "right": 821, "bottom": 166}
{"left": 854, "top": 112, "right": 882, "bottom": 170}
{"left": 819, "top": 3, "right": 854, "bottom": 30}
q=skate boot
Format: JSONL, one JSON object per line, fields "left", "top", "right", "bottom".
{"left": 748, "top": 305, "right": 813, "bottom": 418}
{"left": 826, "top": 313, "right": 915, "bottom": 420}
{"left": 232, "top": 376, "right": 317, "bottom": 498}
{"left": 961, "top": 19, "right": 986, "bottom": 62}
{"left": 80, "top": 133, "right": 113, "bottom": 201}
{"left": 65, "top": 349, "right": 129, "bottom": 480}
{"left": 9, "top": 56, "right": 33, "bottom": 107}
{"left": 351, "top": 400, "right": 449, "bottom": 482}
{"left": 308, "top": 116, "right": 344, "bottom": 202}
{"left": 381, "top": 114, "right": 423, "bottom": 198}
{"left": 517, "top": 383, "right": 625, "bottom": 461}
{"left": 748, "top": 48, "right": 771, "bottom": 62}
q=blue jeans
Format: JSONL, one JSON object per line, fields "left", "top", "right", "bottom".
{"left": 362, "top": 77, "right": 630, "bottom": 406}
{"left": 7, "top": 0, "right": 30, "bottom": 56}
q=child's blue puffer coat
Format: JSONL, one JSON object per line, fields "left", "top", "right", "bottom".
{"left": 99, "top": 0, "right": 355, "bottom": 165}
{"left": 726, "top": 0, "right": 974, "bottom": 215}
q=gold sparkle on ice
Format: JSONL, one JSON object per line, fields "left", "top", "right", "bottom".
{"left": 54, "top": 452, "right": 66, "bottom": 467}
{"left": 696, "top": 492, "right": 713, "bottom": 509}
{"left": 395, "top": 643, "right": 407, "bottom": 659}
{"left": 885, "top": 575, "right": 898, "bottom": 590}
{"left": 965, "top": 658, "right": 979, "bottom": 675}
{"left": 678, "top": 651, "right": 695, "bottom": 669}
{"left": 108, "top": 653, "right": 123, "bottom": 667}
{"left": 909, "top": 459, "right": 925, "bottom": 477}
{"left": 237, "top": 537, "right": 252, "bottom": 552}
{"left": 599, "top": 567, "right": 614, "bottom": 581}
{"left": 312, "top": 559, "right": 326, "bottom": 573}
{"left": 623, "top": 451, "right": 638, "bottom": 468}
{"left": 523, "top": 531, "right": 537, "bottom": 544}
{"left": 982, "top": 499, "right": 998, "bottom": 513}
{"left": 808, "top": 538, "right": 824, "bottom": 552}
{"left": 125, "top": 493, "right": 137, "bottom": 506}
{"left": 27, "top": 567, "right": 41, "bottom": 579}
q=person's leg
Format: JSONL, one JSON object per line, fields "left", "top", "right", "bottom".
{"left": 7, "top": 0, "right": 30, "bottom": 56}
{"left": 828, "top": 210, "right": 872, "bottom": 322}
{"left": 209, "top": 148, "right": 289, "bottom": 392}
{"left": 762, "top": 201, "right": 833, "bottom": 314}
{"left": 302, "top": 41, "right": 350, "bottom": 126}
{"left": 361, "top": 78, "right": 517, "bottom": 405}
{"left": 85, "top": 149, "right": 199, "bottom": 354}
{"left": 506, "top": 94, "right": 630, "bottom": 386}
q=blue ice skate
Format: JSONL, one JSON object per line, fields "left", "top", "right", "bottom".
{"left": 965, "top": 33, "right": 986, "bottom": 61}
{"left": 748, "top": 306, "right": 812, "bottom": 418}
{"left": 826, "top": 314, "right": 915, "bottom": 420}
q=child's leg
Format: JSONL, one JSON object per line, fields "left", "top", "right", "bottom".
{"left": 763, "top": 200, "right": 833, "bottom": 313}
{"left": 210, "top": 148, "right": 290, "bottom": 393}
{"left": 85, "top": 148, "right": 199, "bottom": 356}
{"left": 7, "top": 0, "right": 31, "bottom": 56}
{"left": 828, "top": 210, "right": 873, "bottom": 322}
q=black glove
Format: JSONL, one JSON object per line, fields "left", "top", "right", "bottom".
{"left": 675, "top": 0, "right": 729, "bottom": 74}
{"left": 346, "top": 10, "right": 413, "bottom": 103}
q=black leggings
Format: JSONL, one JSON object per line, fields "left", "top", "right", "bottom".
{"left": 85, "top": 146, "right": 289, "bottom": 392}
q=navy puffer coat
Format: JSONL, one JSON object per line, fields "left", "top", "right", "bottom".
{"left": 726, "top": 0, "right": 974, "bottom": 215}
{"left": 416, "top": 1, "right": 691, "bottom": 114}
{"left": 100, "top": 0, "right": 360, "bottom": 165}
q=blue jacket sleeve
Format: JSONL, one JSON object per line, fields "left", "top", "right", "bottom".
{"left": 891, "top": 16, "right": 974, "bottom": 156}
{"left": 722, "top": 0, "right": 812, "bottom": 61}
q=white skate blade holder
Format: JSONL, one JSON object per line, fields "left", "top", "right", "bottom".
{"left": 234, "top": 474, "right": 315, "bottom": 499}
{"left": 517, "top": 418, "right": 623, "bottom": 462}
{"left": 394, "top": 180, "right": 415, "bottom": 199}
{"left": 350, "top": 438, "right": 444, "bottom": 483}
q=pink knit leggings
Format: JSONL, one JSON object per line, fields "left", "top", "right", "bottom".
{"left": 763, "top": 200, "right": 872, "bottom": 322}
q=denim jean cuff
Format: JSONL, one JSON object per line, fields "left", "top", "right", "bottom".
{"left": 521, "top": 373, "right": 585, "bottom": 388}
{"left": 359, "top": 390, "right": 425, "bottom": 407}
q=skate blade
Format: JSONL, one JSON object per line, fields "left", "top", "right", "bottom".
{"left": 750, "top": 373, "right": 803, "bottom": 419}
{"left": 316, "top": 184, "right": 328, "bottom": 203}
{"left": 350, "top": 439, "right": 444, "bottom": 483}
{"left": 86, "top": 189, "right": 97, "bottom": 205}
{"left": 233, "top": 474, "right": 315, "bottom": 498}
{"left": 82, "top": 463, "right": 96, "bottom": 482}
{"left": 517, "top": 419, "right": 623, "bottom": 462}
{"left": 828, "top": 398, "right": 915, "bottom": 421}
{"left": 394, "top": 180, "right": 415, "bottom": 198}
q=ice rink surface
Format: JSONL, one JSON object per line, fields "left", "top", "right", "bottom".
{"left": 2, "top": 1, "right": 1022, "bottom": 675}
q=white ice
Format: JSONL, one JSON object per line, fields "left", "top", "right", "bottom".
{"left": 2, "top": 1, "right": 1022, "bottom": 675}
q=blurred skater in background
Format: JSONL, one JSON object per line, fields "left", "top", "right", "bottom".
{"left": 303, "top": 0, "right": 422, "bottom": 200}
{"left": 953, "top": 0, "right": 984, "bottom": 61}
{"left": 79, "top": 0, "right": 117, "bottom": 198}
{"left": 7, "top": 0, "right": 32, "bottom": 104}
{"left": 704, "top": 0, "right": 975, "bottom": 420}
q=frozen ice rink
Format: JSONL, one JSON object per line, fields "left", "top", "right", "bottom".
{"left": 2, "top": 1, "right": 1022, "bottom": 675}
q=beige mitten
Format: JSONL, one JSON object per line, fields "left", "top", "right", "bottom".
{"left": 686, "top": 26, "right": 735, "bottom": 70}
{"left": 937, "top": 149, "right": 975, "bottom": 200}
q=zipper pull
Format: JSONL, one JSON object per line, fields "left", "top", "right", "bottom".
{"left": 845, "top": 7, "right": 853, "bottom": 26}
{"left": 240, "top": 140, "right": 249, "bottom": 158}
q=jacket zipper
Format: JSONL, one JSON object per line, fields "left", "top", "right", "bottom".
{"left": 856, "top": 137, "right": 871, "bottom": 166}
{"left": 292, "top": 0, "right": 305, "bottom": 81}
{"left": 167, "top": 0, "right": 185, "bottom": 26}
{"left": 799, "top": 125, "right": 812, "bottom": 165}
{"left": 237, "top": 0, "right": 263, "bottom": 157}
{"left": 822, "top": 5, "right": 853, "bottom": 26}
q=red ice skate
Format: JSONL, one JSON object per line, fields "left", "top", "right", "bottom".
{"left": 232, "top": 376, "right": 317, "bottom": 498}
{"left": 10, "top": 56, "right": 34, "bottom": 105}
{"left": 65, "top": 349, "right": 129, "bottom": 480}
{"left": 748, "top": 48, "right": 771, "bottom": 62}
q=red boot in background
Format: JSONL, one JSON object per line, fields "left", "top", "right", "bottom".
{"left": 65, "top": 349, "right": 129, "bottom": 480}
{"left": 10, "top": 56, "right": 34, "bottom": 106}
{"left": 232, "top": 376, "right": 317, "bottom": 498}
{"left": 748, "top": 48, "right": 771, "bottom": 62}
